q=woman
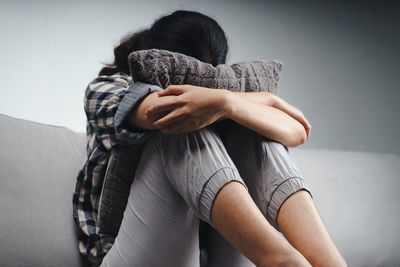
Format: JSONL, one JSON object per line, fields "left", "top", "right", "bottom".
{"left": 73, "top": 10, "right": 347, "bottom": 266}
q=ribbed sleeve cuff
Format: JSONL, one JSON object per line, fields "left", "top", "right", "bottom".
{"left": 198, "top": 167, "right": 247, "bottom": 225}
{"left": 266, "top": 177, "right": 312, "bottom": 230}
{"left": 114, "top": 82, "right": 164, "bottom": 145}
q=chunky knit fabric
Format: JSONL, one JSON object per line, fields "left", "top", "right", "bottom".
{"left": 128, "top": 49, "right": 283, "bottom": 94}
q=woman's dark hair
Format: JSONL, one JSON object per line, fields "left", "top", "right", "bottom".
{"left": 98, "top": 10, "right": 228, "bottom": 76}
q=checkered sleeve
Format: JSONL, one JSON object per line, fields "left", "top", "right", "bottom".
{"left": 73, "top": 72, "right": 165, "bottom": 265}
{"left": 84, "top": 73, "right": 164, "bottom": 149}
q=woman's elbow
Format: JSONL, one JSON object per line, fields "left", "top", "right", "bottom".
{"left": 282, "top": 126, "right": 307, "bottom": 148}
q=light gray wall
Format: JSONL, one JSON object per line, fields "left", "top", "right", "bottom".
{"left": 0, "top": 0, "right": 399, "bottom": 155}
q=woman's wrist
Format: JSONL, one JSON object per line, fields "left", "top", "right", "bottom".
{"left": 219, "top": 89, "right": 236, "bottom": 120}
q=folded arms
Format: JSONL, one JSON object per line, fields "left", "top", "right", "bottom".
{"left": 126, "top": 85, "right": 311, "bottom": 148}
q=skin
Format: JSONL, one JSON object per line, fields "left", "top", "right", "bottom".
{"left": 126, "top": 85, "right": 347, "bottom": 266}
{"left": 210, "top": 181, "right": 311, "bottom": 266}
{"left": 128, "top": 85, "right": 311, "bottom": 147}
{"left": 277, "top": 190, "right": 347, "bottom": 267}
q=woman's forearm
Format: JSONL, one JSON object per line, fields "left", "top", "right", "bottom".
{"left": 127, "top": 92, "right": 173, "bottom": 130}
{"left": 224, "top": 90, "right": 307, "bottom": 147}
{"left": 231, "top": 91, "right": 276, "bottom": 107}
{"left": 129, "top": 90, "right": 275, "bottom": 129}
{"left": 127, "top": 87, "right": 307, "bottom": 147}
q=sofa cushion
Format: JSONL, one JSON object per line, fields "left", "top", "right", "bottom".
{"left": 1, "top": 113, "right": 399, "bottom": 266}
{"left": 290, "top": 148, "right": 400, "bottom": 266}
{"left": 0, "top": 114, "right": 90, "bottom": 266}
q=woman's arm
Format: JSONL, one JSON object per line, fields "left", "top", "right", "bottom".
{"left": 127, "top": 86, "right": 226, "bottom": 133}
{"left": 127, "top": 85, "right": 308, "bottom": 147}
{"left": 223, "top": 90, "right": 307, "bottom": 147}
{"left": 126, "top": 91, "right": 173, "bottom": 130}
{"left": 229, "top": 91, "right": 312, "bottom": 140}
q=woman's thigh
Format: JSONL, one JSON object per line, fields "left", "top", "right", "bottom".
{"left": 101, "top": 125, "right": 246, "bottom": 267}
{"left": 101, "top": 132, "right": 200, "bottom": 267}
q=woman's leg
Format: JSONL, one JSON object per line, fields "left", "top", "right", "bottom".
{"left": 162, "top": 126, "right": 309, "bottom": 266}
{"left": 277, "top": 190, "right": 347, "bottom": 266}
{"left": 100, "top": 130, "right": 202, "bottom": 267}
{"left": 101, "top": 125, "right": 308, "bottom": 267}
{"left": 207, "top": 120, "right": 346, "bottom": 266}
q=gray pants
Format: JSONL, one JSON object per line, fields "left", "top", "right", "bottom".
{"left": 101, "top": 120, "right": 311, "bottom": 267}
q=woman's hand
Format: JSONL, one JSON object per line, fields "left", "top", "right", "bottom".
{"left": 145, "top": 85, "right": 229, "bottom": 134}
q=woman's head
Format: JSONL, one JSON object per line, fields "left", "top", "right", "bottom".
{"left": 99, "top": 10, "right": 228, "bottom": 76}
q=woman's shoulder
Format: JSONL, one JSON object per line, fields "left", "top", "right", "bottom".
{"left": 88, "top": 72, "right": 133, "bottom": 87}
{"left": 84, "top": 72, "right": 133, "bottom": 100}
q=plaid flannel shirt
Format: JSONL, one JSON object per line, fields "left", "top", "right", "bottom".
{"left": 72, "top": 72, "right": 163, "bottom": 265}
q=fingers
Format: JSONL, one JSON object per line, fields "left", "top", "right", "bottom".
{"left": 296, "top": 115, "right": 311, "bottom": 140}
{"left": 305, "top": 119, "right": 312, "bottom": 139}
{"left": 146, "top": 110, "right": 169, "bottom": 122}
{"left": 299, "top": 115, "right": 312, "bottom": 139}
{"left": 307, "top": 125, "right": 312, "bottom": 139}
{"left": 302, "top": 119, "right": 311, "bottom": 140}
{"left": 287, "top": 105, "right": 311, "bottom": 140}
{"left": 157, "top": 85, "right": 188, "bottom": 96}
{"left": 145, "top": 98, "right": 183, "bottom": 115}
{"left": 275, "top": 98, "right": 312, "bottom": 140}
{"left": 161, "top": 120, "right": 193, "bottom": 134}
{"left": 287, "top": 107, "right": 311, "bottom": 140}
{"left": 153, "top": 109, "right": 189, "bottom": 128}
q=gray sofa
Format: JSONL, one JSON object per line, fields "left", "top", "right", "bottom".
{"left": 1, "top": 113, "right": 399, "bottom": 266}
